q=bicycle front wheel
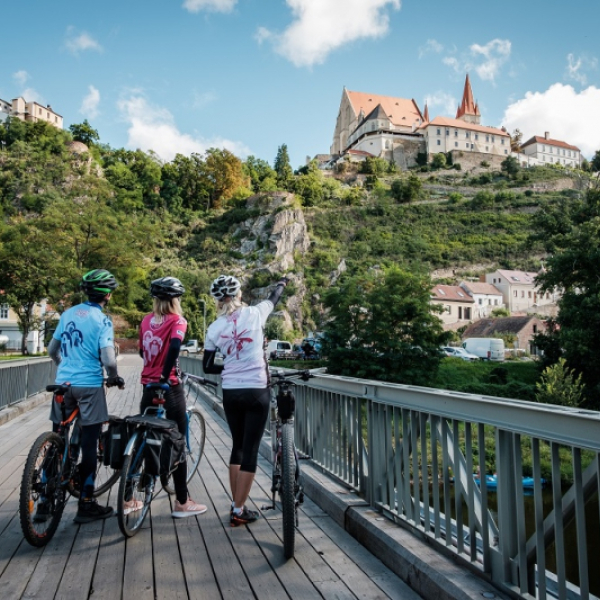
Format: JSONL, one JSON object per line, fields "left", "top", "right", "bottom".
{"left": 70, "top": 422, "right": 120, "bottom": 498}
{"left": 162, "top": 408, "right": 206, "bottom": 495}
{"left": 20, "top": 432, "right": 67, "bottom": 547}
{"left": 117, "top": 435, "right": 153, "bottom": 537}
{"left": 281, "top": 422, "right": 297, "bottom": 559}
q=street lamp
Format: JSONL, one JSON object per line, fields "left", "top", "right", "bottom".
{"left": 198, "top": 298, "right": 207, "bottom": 346}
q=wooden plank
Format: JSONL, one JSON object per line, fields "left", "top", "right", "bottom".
{"left": 21, "top": 500, "right": 80, "bottom": 600}
{"left": 122, "top": 514, "right": 155, "bottom": 599}
{"left": 151, "top": 493, "right": 188, "bottom": 600}
{"left": 87, "top": 488, "right": 125, "bottom": 600}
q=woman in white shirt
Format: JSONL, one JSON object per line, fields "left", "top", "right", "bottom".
{"left": 203, "top": 274, "right": 288, "bottom": 527}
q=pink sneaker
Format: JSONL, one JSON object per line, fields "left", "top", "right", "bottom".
{"left": 123, "top": 499, "right": 144, "bottom": 515}
{"left": 172, "top": 498, "right": 208, "bottom": 518}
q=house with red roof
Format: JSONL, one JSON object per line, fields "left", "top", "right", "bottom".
{"left": 520, "top": 132, "right": 581, "bottom": 168}
{"left": 430, "top": 284, "right": 475, "bottom": 327}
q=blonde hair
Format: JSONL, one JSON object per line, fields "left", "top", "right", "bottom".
{"left": 153, "top": 296, "right": 183, "bottom": 319}
{"left": 216, "top": 290, "right": 245, "bottom": 318}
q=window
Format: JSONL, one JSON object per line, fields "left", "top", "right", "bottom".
{"left": 466, "top": 132, "right": 470, "bottom": 138}
{"left": 521, "top": 291, "right": 525, "bottom": 298}
{"left": 494, "top": 299, "right": 498, "bottom": 305}
{"left": 455, "top": 130, "right": 458, "bottom": 137}
{"left": 533, "top": 325, "right": 537, "bottom": 333}
{"left": 478, "top": 299, "right": 483, "bottom": 305}
{"left": 446, "top": 305, "right": 451, "bottom": 314}
{"left": 488, "top": 299, "right": 491, "bottom": 305}
{"left": 437, "top": 128, "right": 441, "bottom": 135}
{"left": 466, "top": 143, "right": 469, "bottom": 149}
{"left": 513, "top": 291, "right": 518, "bottom": 297}
{"left": 455, "top": 142, "right": 458, "bottom": 147}
{"left": 475, "top": 134, "right": 479, "bottom": 140}
{"left": 446, "top": 129, "right": 449, "bottom": 136}
{"left": 486, "top": 135, "right": 489, "bottom": 142}
{"left": 504, "top": 149, "right": 508, "bottom": 154}
{"left": 501, "top": 138, "right": 505, "bottom": 144}
{"left": 491, "top": 136, "right": 495, "bottom": 143}
{"left": 486, "top": 146, "right": 489, "bottom": 151}
{"left": 437, "top": 139, "right": 441, "bottom": 145}
{"left": 0, "top": 304, "right": 8, "bottom": 319}
{"left": 528, "top": 291, "right": 532, "bottom": 298}
{"left": 458, "top": 306, "right": 463, "bottom": 319}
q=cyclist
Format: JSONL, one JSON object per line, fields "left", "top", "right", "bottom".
{"left": 203, "top": 274, "right": 288, "bottom": 527}
{"left": 46, "top": 269, "right": 125, "bottom": 524}
{"left": 139, "top": 276, "right": 207, "bottom": 518}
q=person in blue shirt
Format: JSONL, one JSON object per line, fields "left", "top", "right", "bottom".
{"left": 46, "top": 269, "right": 125, "bottom": 524}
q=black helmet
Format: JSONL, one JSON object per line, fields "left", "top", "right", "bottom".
{"left": 81, "top": 269, "right": 118, "bottom": 298}
{"left": 150, "top": 276, "right": 185, "bottom": 299}
{"left": 210, "top": 275, "right": 241, "bottom": 300}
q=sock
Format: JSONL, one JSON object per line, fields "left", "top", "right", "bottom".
{"left": 233, "top": 506, "right": 243, "bottom": 515}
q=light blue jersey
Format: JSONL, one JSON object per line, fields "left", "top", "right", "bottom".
{"left": 53, "top": 302, "right": 114, "bottom": 387}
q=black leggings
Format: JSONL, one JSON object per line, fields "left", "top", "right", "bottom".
{"left": 140, "top": 384, "right": 189, "bottom": 505}
{"left": 52, "top": 422, "right": 101, "bottom": 500}
{"left": 223, "top": 388, "right": 270, "bottom": 473}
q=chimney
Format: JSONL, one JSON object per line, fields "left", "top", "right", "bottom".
{"left": 544, "top": 132, "right": 550, "bottom": 140}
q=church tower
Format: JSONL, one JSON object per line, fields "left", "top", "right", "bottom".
{"left": 455, "top": 74, "right": 481, "bottom": 124}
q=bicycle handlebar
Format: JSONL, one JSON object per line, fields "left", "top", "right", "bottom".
{"left": 268, "top": 368, "right": 316, "bottom": 384}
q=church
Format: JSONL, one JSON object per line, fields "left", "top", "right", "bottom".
{"left": 329, "top": 75, "right": 510, "bottom": 170}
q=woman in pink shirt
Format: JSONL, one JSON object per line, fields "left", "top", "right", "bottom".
{"left": 139, "top": 276, "right": 207, "bottom": 518}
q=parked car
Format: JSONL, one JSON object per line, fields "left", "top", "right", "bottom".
{"left": 266, "top": 339, "right": 294, "bottom": 360}
{"left": 180, "top": 339, "right": 202, "bottom": 356}
{"left": 441, "top": 346, "right": 479, "bottom": 361}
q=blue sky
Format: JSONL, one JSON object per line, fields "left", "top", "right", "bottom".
{"left": 2, "top": 0, "right": 599, "bottom": 168}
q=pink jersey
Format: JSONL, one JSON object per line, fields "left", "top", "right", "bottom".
{"left": 139, "top": 313, "right": 187, "bottom": 385}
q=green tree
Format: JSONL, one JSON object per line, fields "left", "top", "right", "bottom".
{"left": 590, "top": 149, "right": 600, "bottom": 174}
{"left": 274, "top": 144, "right": 294, "bottom": 190}
{"left": 321, "top": 265, "right": 449, "bottom": 385}
{"left": 431, "top": 153, "right": 447, "bottom": 170}
{"left": 69, "top": 120, "right": 100, "bottom": 146}
{"left": 501, "top": 155, "right": 520, "bottom": 179}
{"left": 200, "top": 148, "right": 247, "bottom": 210}
{"left": 243, "top": 155, "right": 277, "bottom": 193}
{"left": 535, "top": 358, "right": 585, "bottom": 407}
{"left": 390, "top": 174, "right": 422, "bottom": 203}
{"left": 530, "top": 187, "right": 600, "bottom": 405}
{"left": 0, "top": 218, "right": 54, "bottom": 353}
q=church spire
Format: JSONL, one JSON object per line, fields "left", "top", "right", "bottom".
{"left": 423, "top": 102, "right": 429, "bottom": 122}
{"left": 456, "top": 74, "right": 481, "bottom": 124}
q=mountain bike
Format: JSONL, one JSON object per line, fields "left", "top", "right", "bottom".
{"left": 116, "top": 376, "right": 217, "bottom": 537}
{"left": 19, "top": 384, "right": 120, "bottom": 547}
{"left": 262, "top": 369, "right": 314, "bottom": 559}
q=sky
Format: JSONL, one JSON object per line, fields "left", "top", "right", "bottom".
{"left": 2, "top": 0, "right": 599, "bottom": 169}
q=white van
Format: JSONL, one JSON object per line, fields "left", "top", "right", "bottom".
{"left": 266, "top": 340, "right": 294, "bottom": 360}
{"left": 462, "top": 338, "right": 505, "bottom": 361}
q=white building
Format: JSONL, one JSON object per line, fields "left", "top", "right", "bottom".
{"left": 520, "top": 132, "right": 581, "bottom": 168}
{"left": 484, "top": 269, "right": 559, "bottom": 313}
{"left": 459, "top": 281, "right": 505, "bottom": 318}
{"left": 430, "top": 284, "right": 475, "bottom": 326}
{"left": 0, "top": 96, "right": 63, "bottom": 129}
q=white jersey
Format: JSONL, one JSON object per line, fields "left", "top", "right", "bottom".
{"left": 205, "top": 301, "right": 273, "bottom": 389}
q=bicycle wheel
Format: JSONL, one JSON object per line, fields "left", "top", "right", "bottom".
{"left": 281, "top": 422, "right": 297, "bottom": 559}
{"left": 20, "top": 432, "right": 67, "bottom": 547}
{"left": 162, "top": 408, "right": 206, "bottom": 495}
{"left": 70, "top": 423, "right": 120, "bottom": 498}
{"left": 117, "top": 435, "right": 154, "bottom": 537}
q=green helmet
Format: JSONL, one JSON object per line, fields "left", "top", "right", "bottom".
{"left": 80, "top": 269, "right": 118, "bottom": 298}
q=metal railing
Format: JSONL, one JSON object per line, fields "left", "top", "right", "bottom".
{"left": 179, "top": 357, "right": 600, "bottom": 600}
{"left": 0, "top": 358, "right": 57, "bottom": 409}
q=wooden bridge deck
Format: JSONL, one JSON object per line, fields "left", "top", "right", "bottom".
{"left": 0, "top": 355, "right": 422, "bottom": 600}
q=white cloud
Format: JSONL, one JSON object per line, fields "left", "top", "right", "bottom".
{"left": 502, "top": 83, "right": 600, "bottom": 159}
{"left": 21, "top": 88, "right": 44, "bottom": 103}
{"left": 80, "top": 85, "right": 100, "bottom": 119}
{"left": 65, "top": 28, "right": 102, "bottom": 54}
{"left": 565, "top": 53, "right": 597, "bottom": 86}
{"left": 418, "top": 39, "right": 443, "bottom": 59}
{"left": 192, "top": 90, "right": 218, "bottom": 109}
{"left": 258, "top": 0, "right": 401, "bottom": 68}
{"left": 424, "top": 91, "right": 457, "bottom": 116}
{"left": 443, "top": 38, "right": 511, "bottom": 83}
{"left": 117, "top": 94, "right": 251, "bottom": 162}
{"left": 13, "top": 70, "right": 30, "bottom": 86}
{"left": 183, "top": 0, "right": 237, "bottom": 13}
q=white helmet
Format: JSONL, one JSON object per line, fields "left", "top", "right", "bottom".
{"left": 210, "top": 275, "right": 241, "bottom": 300}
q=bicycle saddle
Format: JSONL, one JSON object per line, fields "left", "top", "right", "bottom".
{"left": 46, "top": 384, "right": 70, "bottom": 395}
{"left": 125, "top": 415, "right": 177, "bottom": 430}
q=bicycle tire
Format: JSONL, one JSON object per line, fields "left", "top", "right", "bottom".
{"left": 281, "top": 422, "right": 296, "bottom": 559}
{"left": 117, "top": 435, "right": 153, "bottom": 537}
{"left": 69, "top": 423, "right": 120, "bottom": 498}
{"left": 19, "top": 432, "right": 67, "bottom": 547}
{"left": 162, "top": 408, "right": 206, "bottom": 495}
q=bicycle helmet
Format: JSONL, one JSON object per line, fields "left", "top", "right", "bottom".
{"left": 150, "top": 276, "right": 185, "bottom": 299}
{"left": 80, "top": 269, "right": 118, "bottom": 298}
{"left": 210, "top": 275, "right": 241, "bottom": 300}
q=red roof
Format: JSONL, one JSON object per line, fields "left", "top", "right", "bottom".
{"left": 521, "top": 135, "right": 580, "bottom": 152}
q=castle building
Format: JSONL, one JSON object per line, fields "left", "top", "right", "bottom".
{"left": 0, "top": 96, "right": 63, "bottom": 129}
